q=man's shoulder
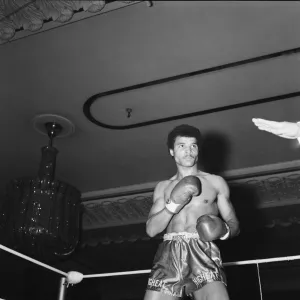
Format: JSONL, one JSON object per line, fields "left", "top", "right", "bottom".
{"left": 197, "top": 172, "right": 227, "bottom": 185}
{"left": 155, "top": 178, "right": 173, "bottom": 190}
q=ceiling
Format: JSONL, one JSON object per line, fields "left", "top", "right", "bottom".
{"left": 1, "top": 1, "right": 300, "bottom": 199}
{"left": 1, "top": 2, "right": 300, "bottom": 298}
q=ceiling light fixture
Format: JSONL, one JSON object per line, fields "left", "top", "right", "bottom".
{"left": 0, "top": 114, "right": 81, "bottom": 263}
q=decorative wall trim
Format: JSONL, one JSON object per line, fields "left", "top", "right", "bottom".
{"left": 80, "top": 217, "right": 300, "bottom": 246}
{"left": 82, "top": 160, "right": 300, "bottom": 230}
{"left": 83, "top": 193, "right": 152, "bottom": 230}
{"left": 0, "top": 1, "right": 146, "bottom": 45}
{"left": 82, "top": 159, "right": 300, "bottom": 200}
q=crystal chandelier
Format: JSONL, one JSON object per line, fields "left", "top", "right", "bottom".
{"left": 0, "top": 115, "right": 81, "bottom": 262}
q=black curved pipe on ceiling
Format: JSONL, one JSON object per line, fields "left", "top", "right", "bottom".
{"left": 83, "top": 47, "right": 300, "bottom": 130}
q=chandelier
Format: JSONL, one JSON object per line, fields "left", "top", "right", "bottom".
{"left": 0, "top": 114, "right": 81, "bottom": 262}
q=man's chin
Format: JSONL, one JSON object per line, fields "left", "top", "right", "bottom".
{"left": 181, "top": 161, "right": 196, "bottom": 167}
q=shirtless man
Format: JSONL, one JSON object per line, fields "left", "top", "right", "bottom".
{"left": 144, "top": 124, "right": 240, "bottom": 300}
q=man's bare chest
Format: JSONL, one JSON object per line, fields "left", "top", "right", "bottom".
{"left": 164, "top": 177, "right": 218, "bottom": 206}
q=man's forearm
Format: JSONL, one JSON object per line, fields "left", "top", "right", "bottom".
{"left": 226, "top": 219, "right": 240, "bottom": 238}
{"left": 146, "top": 208, "right": 173, "bottom": 237}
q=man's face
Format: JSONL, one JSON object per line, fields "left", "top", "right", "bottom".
{"left": 169, "top": 136, "right": 199, "bottom": 167}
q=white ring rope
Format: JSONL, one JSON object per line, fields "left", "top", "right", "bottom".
{"left": 223, "top": 255, "right": 300, "bottom": 266}
{"left": 256, "top": 263, "right": 263, "bottom": 300}
{"left": 1, "top": 243, "right": 300, "bottom": 285}
{"left": 0, "top": 244, "right": 68, "bottom": 277}
{"left": 84, "top": 269, "right": 151, "bottom": 278}
{"left": 83, "top": 254, "right": 300, "bottom": 279}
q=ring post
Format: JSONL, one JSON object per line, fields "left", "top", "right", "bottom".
{"left": 58, "top": 277, "right": 68, "bottom": 300}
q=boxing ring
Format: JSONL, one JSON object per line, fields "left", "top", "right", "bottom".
{"left": 1, "top": 243, "right": 299, "bottom": 300}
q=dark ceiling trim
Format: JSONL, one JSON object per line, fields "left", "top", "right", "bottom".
{"left": 82, "top": 167, "right": 300, "bottom": 202}
{"left": 13, "top": 0, "right": 118, "bottom": 32}
{"left": 83, "top": 47, "right": 300, "bottom": 130}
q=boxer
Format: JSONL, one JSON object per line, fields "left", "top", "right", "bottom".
{"left": 144, "top": 124, "right": 240, "bottom": 300}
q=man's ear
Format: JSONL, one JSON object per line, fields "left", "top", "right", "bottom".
{"left": 169, "top": 149, "right": 174, "bottom": 157}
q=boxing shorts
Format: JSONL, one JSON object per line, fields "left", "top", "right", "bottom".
{"left": 146, "top": 232, "right": 226, "bottom": 298}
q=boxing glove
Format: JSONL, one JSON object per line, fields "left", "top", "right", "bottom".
{"left": 196, "top": 214, "right": 230, "bottom": 242}
{"left": 165, "top": 175, "right": 202, "bottom": 214}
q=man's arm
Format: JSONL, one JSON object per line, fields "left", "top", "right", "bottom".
{"left": 216, "top": 176, "right": 240, "bottom": 238}
{"left": 252, "top": 118, "right": 300, "bottom": 142}
{"left": 146, "top": 181, "right": 173, "bottom": 237}
{"left": 146, "top": 176, "right": 202, "bottom": 237}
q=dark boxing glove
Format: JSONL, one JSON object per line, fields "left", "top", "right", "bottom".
{"left": 196, "top": 214, "right": 230, "bottom": 242}
{"left": 165, "top": 175, "right": 202, "bottom": 214}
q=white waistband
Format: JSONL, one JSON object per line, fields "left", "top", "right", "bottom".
{"left": 163, "top": 232, "right": 199, "bottom": 241}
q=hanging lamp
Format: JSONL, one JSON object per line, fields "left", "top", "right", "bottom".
{"left": 0, "top": 114, "right": 81, "bottom": 262}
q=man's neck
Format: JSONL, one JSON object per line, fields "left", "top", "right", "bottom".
{"left": 176, "top": 165, "right": 199, "bottom": 180}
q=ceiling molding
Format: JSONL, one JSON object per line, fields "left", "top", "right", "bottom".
{"left": 0, "top": 1, "right": 144, "bottom": 45}
{"left": 81, "top": 159, "right": 300, "bottom": 200}
{"left": 81, "top": 160, "right": 300, "bottom": 230}
{"left": 80, "top": 213, "right": 300, "bottom": 246}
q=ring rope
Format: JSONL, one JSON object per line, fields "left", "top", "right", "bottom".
{"left": 256, "top": 263, "right": 263, "bottom": 300}
{"left": 1, "top": 243, "right": 300, "bottom": 283}
{"left": 83, "top": 254, "right": 300, "bottom": 279}
{"left": 0, "top": 244, "right": 68, "bottom": 277}
{"left": 223, "top": 254, "right": 300, "bottom": 266}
